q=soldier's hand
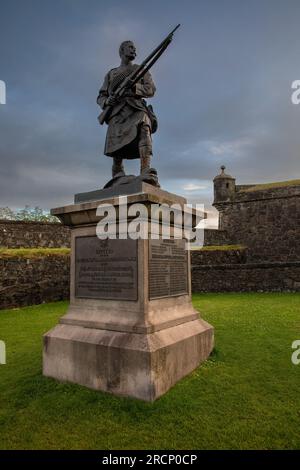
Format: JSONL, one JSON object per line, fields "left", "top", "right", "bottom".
{"left": 126, "top": 78, "right": 135, "bottom": 88}
{"left": 106, "top": 95, "right": 118, "bottom": 106}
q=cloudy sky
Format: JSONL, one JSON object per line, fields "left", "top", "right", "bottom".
{"left": 0, "top": 0, "right": 299, "bottom": 225}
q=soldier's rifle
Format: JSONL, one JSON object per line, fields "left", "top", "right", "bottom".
{"left": 98, "top": 24, "right": 180, "bottom": 125}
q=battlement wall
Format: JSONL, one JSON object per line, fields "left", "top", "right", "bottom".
{"left": 213, "top": 180, "right": 300, "bottom": 262}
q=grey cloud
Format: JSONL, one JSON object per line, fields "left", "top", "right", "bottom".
{"left": 1, "top": 0, "right": 300, "bottom": 212}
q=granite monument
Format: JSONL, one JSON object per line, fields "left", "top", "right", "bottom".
{"left": 43, "top": 26, "right": 214, "bottom": 401}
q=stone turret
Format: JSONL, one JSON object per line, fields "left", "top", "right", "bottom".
{"left": 213, "top": 165, "right": 236, "bottom": 207}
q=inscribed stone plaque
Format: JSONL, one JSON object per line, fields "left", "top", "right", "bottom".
{"left": 75, "top": 237, "right": 138, "bottom": 300}
{"left": 149, "top": 239, "right": 188, "bottom": 299}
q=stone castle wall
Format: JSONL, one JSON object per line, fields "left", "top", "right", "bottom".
{"left": 0, "top": 220, "right": 70, "bottom": 249}
{"left": 203, "top": 229, "right": 228, "bottom": 246}
{"left": 191, "top": 246, "right": 247, "bottom": 265}
{"left": 191, "top": 248, "right": 300, "bottom": 292}
{"left": 192, "top": 176, "right": 300, "bottom": 293}
{"left": 0, "top": 255, "right": 70, "bottom": 309}
{"left": 192, "top": 261, "right": 300, "bottom": 292}
{"left": 0, "top": 220, "right": 70, "bottom": 309}
{"left": 217, "top": 185, "right": 300, "bottom": 262}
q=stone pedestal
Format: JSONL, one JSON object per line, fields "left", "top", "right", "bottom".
{"left": 43, "top": 183, "right": 214, "bottom": 401}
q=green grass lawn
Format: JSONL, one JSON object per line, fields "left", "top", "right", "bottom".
{"left": 0, "top": 293, "right": 299, "bottom": 450}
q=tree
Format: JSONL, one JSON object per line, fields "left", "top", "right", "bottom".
{"left": 0, "top": 206, "right": 60, "bottom": 223}
{"left": 0, "top": 207, "right": 15, "bottom": 220}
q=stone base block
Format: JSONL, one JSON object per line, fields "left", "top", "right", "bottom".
{"left": 43, "top": 319, "right": 214, "bottom": 401}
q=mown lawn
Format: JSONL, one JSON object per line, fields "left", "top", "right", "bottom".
{"left": 0, "top": 293, "right": 299, "bottom": 450}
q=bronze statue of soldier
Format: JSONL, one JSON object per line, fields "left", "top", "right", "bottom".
{"left": 97, "top": 25, "right": 180, "bottom": 187}
{"left": 97, "top": 41, "right": 157, "bottom": 180}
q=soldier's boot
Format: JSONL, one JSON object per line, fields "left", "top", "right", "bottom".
{"left": 112, "top": 157, "right": 125, "bottom": 178}
{"left": 139, "top": 145, "right": 159, "bottom": 187}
